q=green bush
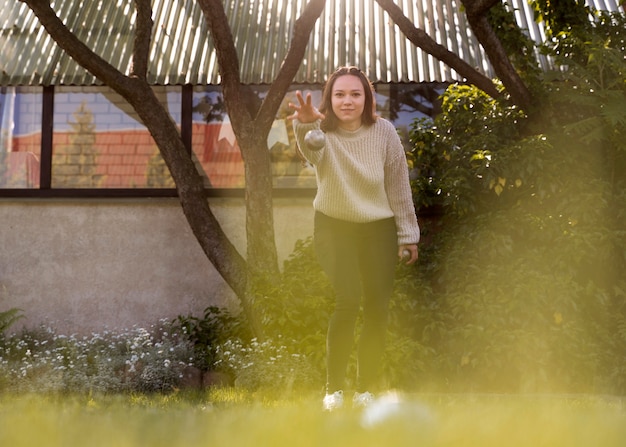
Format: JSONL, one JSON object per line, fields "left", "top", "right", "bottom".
{"left": 173, "top": 305, "right": 249, "bottom": 371}
{"left": 213, "top": 336, "right": 317, "bottom": 392}
{"left": 423, "top": 207, "right": 622, "bottom": 392}
{"left": 250, "top": 237, "right": 332, "bottom": 389}
{"left": 170, "top": 238, "right": 441, "bottom": 393}
{"left": 249, "top": 237, "right": 440, "bottom": 392}
{"left": 405, "top": 26, "right": 626, "bottom": 393}
{"left": 1, "top": 285, "right": 25, "bottom": 336}
{"left": 0, "top": 308, "right": 23, "bottom": 335}
{"left": 382, "top": 265, "right": 440, "bottom": 390}
{"left": 0, "top": 321, "right": 194, "bottom": 393}
{"left": 168, "top": 238, "right": 332, "bottom": 391}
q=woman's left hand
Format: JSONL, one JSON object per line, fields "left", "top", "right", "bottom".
{"left": 287, "top": 91, "right": 325, "bottom": 123}
{"left": 398, "top": 244, "right": 418, "bottom": 265}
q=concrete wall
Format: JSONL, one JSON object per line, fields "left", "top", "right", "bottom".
{"left": 0, "top": 197, "right": 314, "bottom": 334}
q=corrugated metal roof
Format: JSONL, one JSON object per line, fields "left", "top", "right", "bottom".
{"left": 0, "top": 0, "right": 622, "bottom": 86}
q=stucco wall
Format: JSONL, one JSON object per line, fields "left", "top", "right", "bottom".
{"left": 0, "top": 197, "right": 314, "bottom": 334}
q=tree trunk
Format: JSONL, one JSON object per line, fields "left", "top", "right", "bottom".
{"left": 124, "top": 83, "right": 248, "bottom": 294}
{"left": 197, "top": 0, "right": 327, "bottom": 297}
{"left": 241, "top": 130, "right": 280, "bottom": 277}
{"left": 461, "top": 0, "right": 534, "bottom": 111}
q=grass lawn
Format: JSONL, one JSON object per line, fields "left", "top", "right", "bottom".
{"left": 0, "top": 389, "right": 624, "bottom": 446}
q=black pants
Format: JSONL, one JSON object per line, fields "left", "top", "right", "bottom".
{"left": 314, "top": 212, "right": 398, "bottom": 393}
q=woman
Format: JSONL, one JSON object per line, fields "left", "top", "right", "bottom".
{"left": 288, "top": 66, "right": 420, "bottom": 411}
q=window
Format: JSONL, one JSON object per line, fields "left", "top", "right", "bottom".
{"left": 191, "top": 85, "right": 319, "bottom": 189}
{"left": 191, "top": 86, "right": 243, "bottom": 188}
{"left": 0, "top": 87, "right": 42, "bottom": 188}
{"left": 0, "top": 82, "right": 446, "bottom": 197}
{"left": 52, "top": 86, "right": 179, "bottom": 188}
{"left": 375, "top": 82, "right": 446, "bottom": 150}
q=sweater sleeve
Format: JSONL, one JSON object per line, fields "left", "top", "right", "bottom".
{"left": 384, "top": 125, "right": 421, "bottom": 245}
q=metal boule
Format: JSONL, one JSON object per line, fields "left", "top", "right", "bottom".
{"left": 304, "top": 129, "right": 325, "bottom": 151}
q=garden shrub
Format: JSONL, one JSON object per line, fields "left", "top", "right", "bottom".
{"left": 167, "top": 238, "right": 332, "bottom": 392}
{"left": 213, "top": 336, "right": 317, "bottom": 392}
{"left": 248, "top": 237, "right": 441, "bottom": 392}
{"left": 1, "top": 286, "right": 25, "bottom": 336}
{"left": 0, "top": 320, "right": 194, "bottom": 394}
{"left": 247, "top": 237, "right": 332, "bottom": 390}
{"left": 0, "top": 308, "right": 24, "bottom": 335}
{"left": 172, "top": 305, "right": 249, "bottom": 371}
{"left": 406, "top": 26, "right": 626, "bottom": 393}
{"left": 172, "top": 305, "right": 319, "bottom": 392}
{"left": 379, "top": 261, "right": 440, "bottom": 391}
{"left": 171, "top": 237, "right": 439, "bottom": 393}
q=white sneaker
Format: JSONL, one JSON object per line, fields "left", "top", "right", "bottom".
{"left": 353, "top": 391, "right": 374, "bottom": 408}
{"left": 323, "top": 390, "right": 344, "bottom": 411}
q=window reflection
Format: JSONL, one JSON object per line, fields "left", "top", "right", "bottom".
{"left": 271, "top": 87, "right": 319, "bottom": 188}
{"left": 1, "top": 83, "right": 446, "bottom": 192}
{"left": 192, "top": 86, "right": 322, "bottom": 188}
{"left": 0, "top": 87, "right": 42, "bottom": 188}
{"left": 191, "top": 87, "right": 243, "bottom": 188}
{"left": 51, "top": 86, "right": 179, "bottom": 188}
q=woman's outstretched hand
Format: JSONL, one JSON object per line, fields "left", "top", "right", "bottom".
{"left": 287, "top": 91, "right": 325, "bottom": 123}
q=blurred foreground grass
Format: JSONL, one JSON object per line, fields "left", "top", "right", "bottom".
{"left": 0, "top": 390, "right": 624, "bottom": 446}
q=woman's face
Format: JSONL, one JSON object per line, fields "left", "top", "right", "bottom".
{"left": 331, "top": 74, "right": 365, "bottom": 131}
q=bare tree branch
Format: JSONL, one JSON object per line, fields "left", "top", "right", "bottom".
{"left": 374, "top": 0, "right": 500, "bottom": 99}
{"left": 257, "top": 0, "right": 326, "bottom": 132}
{"left": 196, "top": 0, "right": 328, "bottom": 283}
{"left": 130, "top": 0, "right": 153, "bottom": 79}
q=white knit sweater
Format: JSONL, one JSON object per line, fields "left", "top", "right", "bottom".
{"left": 294, "top": 118, "right": 420, "bottom": 245}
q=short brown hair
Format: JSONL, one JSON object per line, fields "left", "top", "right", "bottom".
{"left": 320, "top": 66, "right": 377, "bottom": 132}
